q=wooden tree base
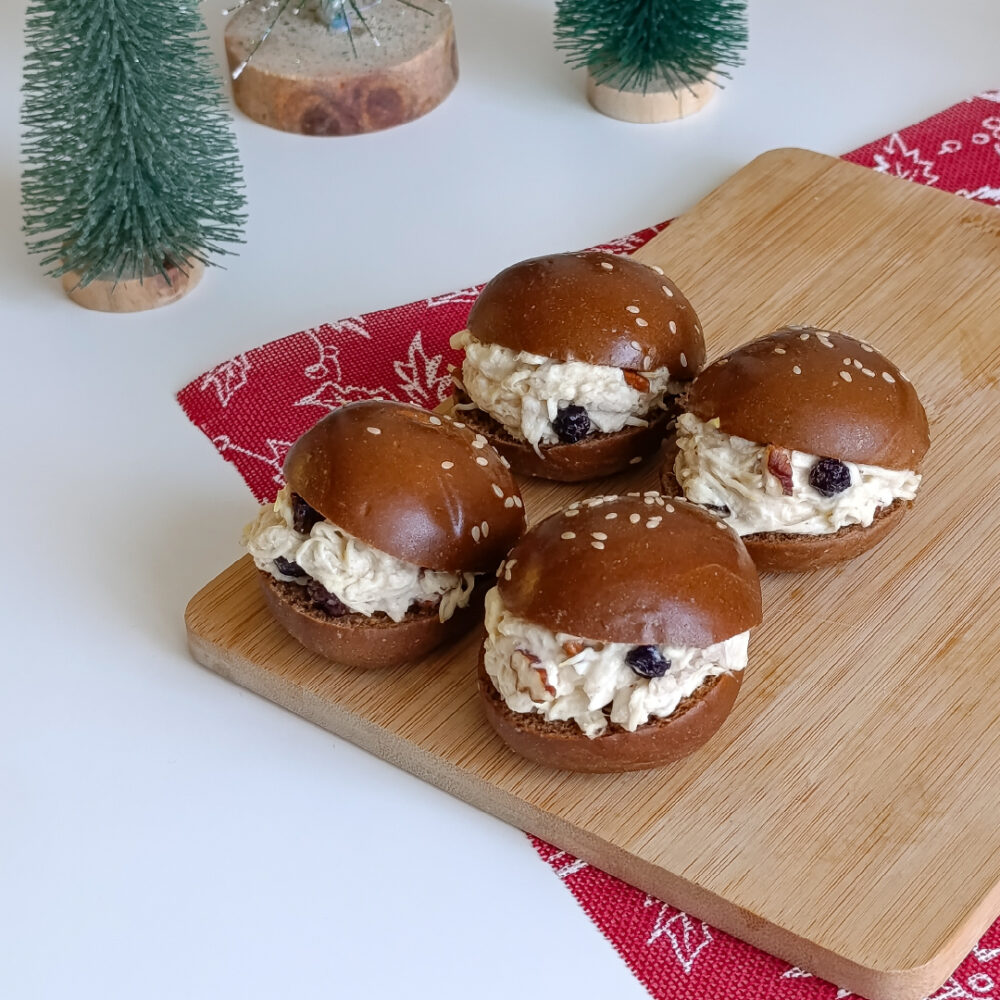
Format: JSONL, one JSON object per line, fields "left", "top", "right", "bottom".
{"left": 61, "top": 260, "right": 204, "bottom": 313}
{"left": 586, "top": 72, "right": 717, "bottom": 123}
{"left": 225, "top": 2, "right": 458, "bottom": 136}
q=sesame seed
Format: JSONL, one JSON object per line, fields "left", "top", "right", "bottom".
{"left": 626, "top": 305, "right": 640, "bottom": 314}
{"left": 680, "top": 352, "right": 688, "bottom": 367}
{"left": 475, "top": 456, "right": 488, "bottom": 466}
{"left": 499, "top": 455, "right": 511, "bottom": 468}
{"left": 473, "top": 434, "right": 487, "bottom": 448}
{"left": 441, "top": 461, "right": 454, "bottom": 469}
{"left": 600, "top": 261, "right": 613, "bottom": 271}
{"left": 453, "top": 421, "right": 465, "bottom": 429}
{"left": 853, "top": 359, "right": 863, "bottom": 370}
{"left": 591, "top": 541, "right": 605, "bottom": 550}
{"left": 843, "top": 358, "right": 851, "bottom": 365}
{"left": 506, "top": 559, "right": 517, "bottom": 571}
{"left": 636, "top": 317, "right": 648, "bottom": 328}
{"left": 718, "top": 358, "right": 729, "bottom": 366}
{"left": 630, "top": 340, "right": 641, "bottom": 350}
{"left": 792, "top": 365, "right": 802, "bottom": 375}
{"left": 662, "top": 285, "right": 673, "bottom": 297}
{"left": 861, "top": 343, "right": 875, "bottom": 352}
{"left": 605, "top": 512, "right": 618, "bottom": 519}
{"left": 513, "top": 496, "right": 523, "bottom": 508}
{"left": 591, "top": 532, "right": 607, "bottom": 540}
{"left": 504, "top": 568, "right": 512, "bottom": 581}
{"left": 800, "top": 333, "right": 810, "bottom": 341}
{"left": 669, "top": 321, "right": 677, "bottom": 334}
{"left": 840, "top": 371, "right": 852, "bottom": 382}
{"left": 644, "top": 497, "right": 656, "bottom": 504}
{"left": 774, "top": 347, "right": 786, "bottom": 354}
{"left": 481, "top": 521, "right": 489, "bottom": 537}
{"left": 428, "top": 415, "right": 442, "bottom": 425}
{"left": 646, "top": 517, "right": 662, "bottom": 528}
{"left": 627, "top": 492, "right": 640, "bottom": 497}
{"left": 629, "top": 513, "right": 641, "bottom": 524}
{"left": 715, "top": 521, "right": 727, "bottom": 530}
{"left": 665, "top": 503, "right": 675, "bottom": 512}
{"left": 366, "top": 426, "right": 381, "bottom": 435}
{"left": 650, "top": 265, "right": 664, "bottom": 275}
{"left": 564, "top": 508, "right": 579, "bottom": 517}
{"left": 900, "top": 371, "right": 911, "bottom": 382}
{"left": 818, "top": 337, "right": 834, "bottom": 348}
{"left": 561, "top": 531, "right": 576, "bottom": 540}
{"left": 862, "top": 368, "right": 875, "bottom": 377}
{"left": 629, "top": 456, "right": 643, "bottom": 465}
{"left": 496, "top": 561, "right": 504, "bottom": 578}
{"left": 644, "top": 490, "right": 659, "bottom": 496}
{"left": 504, "top": 497, "right": 515, "bottom": 508}
{"left": 642, "top": 356, "right": 652, "bottom": 370}
{"left": 471, "top": 525, "right": 481, "bottom": 542}
{"left": 492, "top": 484, "right": 504, "bottom": 497}
{"left": 882, "top": 371, "right": 896, "bottom": 383}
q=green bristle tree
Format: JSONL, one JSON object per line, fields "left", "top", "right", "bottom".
{"left": 21, "top": 0, "right": 246, "bottom": 293}
{"left": 554, "top": 0, "right": 748, "bottom": 95}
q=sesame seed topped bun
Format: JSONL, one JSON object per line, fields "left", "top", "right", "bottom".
{"left": 467, "top": 250, "right": 705, "bottom": 378}
{"left": 284, "top": 400, "right": 525, "bottom": 574}
{"left": 498, "top": 494, "right": 761, "bottom": 647}
{"left": 479, "top": 494, "right": 761, "bottom": 771}
{"left": 686, "top": 327, "right": 929, "bottom": 468}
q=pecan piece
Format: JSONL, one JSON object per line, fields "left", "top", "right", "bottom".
{"left": 622, "top": 369, "right": 650, "bottom": 393}
{"left": 512, "top": 648, "right": 555, "bottom": 699}
{"left": 765, "top": 445, "right": 794, "bottom": 496}
{"left": 562, "top": 640, "right": 587, "bottom": 657}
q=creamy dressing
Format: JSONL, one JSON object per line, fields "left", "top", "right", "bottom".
{"left": 482, "top": 587, "right": 748, "bottom": 738}
{"left": 242, "top": 487, "right": 476, "bottom": 623}
{"left": 674, "top": 412, "right": 921, "bottom": 536}
{"left": 450, "top": 330, "right": 680, "bottom": 447}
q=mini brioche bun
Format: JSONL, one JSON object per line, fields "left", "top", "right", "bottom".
{"left": 478, "top": 495, "right": 761, "bottom": 771}
{"left": 661, "top": 325, "right": 930, "bottom": 572}
{"left": 457, "top": 250, "right": 705, "bottom": 481}
{"left": 267, "top": 400, "right": 526, "bottom": 666}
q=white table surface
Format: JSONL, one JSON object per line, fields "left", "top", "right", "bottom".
{"left": 2, "top": 2, "right": 998, "bottom": 997}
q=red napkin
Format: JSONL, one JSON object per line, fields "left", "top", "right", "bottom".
{"left": 178, "top": 91, "right": 1000, "bottom": 1000}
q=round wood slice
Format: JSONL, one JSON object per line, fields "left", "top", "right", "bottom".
{"left": 225, "top": 2, "right": 458, "bottom": 136}
{"left": 61, "top": 259, "right": 204, "bottom": 313}
{"left": 586, "top": 71, "right": 716, "bottom": 123}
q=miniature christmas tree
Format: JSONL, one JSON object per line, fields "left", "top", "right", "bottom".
{"left": 21, "top": 0, "right": 246, "bottom": 311}
{"left": 554, "top": 0, "right": 747, "bottom": 122}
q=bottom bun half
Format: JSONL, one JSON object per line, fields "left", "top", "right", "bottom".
{"left": 659, "top": 439, "right": 912, "bottom": 572}
{"left": 477, "top": 652, "right": 742, "bottom": 773}
{"left": 454, "top": 389, "right": 677, "bottom": 482}
{"left": 260, "top": 572, "right": 488, "bottom": 669}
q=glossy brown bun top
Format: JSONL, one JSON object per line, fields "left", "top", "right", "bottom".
{"left": 686, "top": 328, "right": 930, "bottom": 468}
{"left": 497, "top": 494, "right": 761, "bottom": 647}
{"left": 283, "top": 401, "right": 526, "bottom": 573}
{"left": 466, "top": 251, "right": 706, "bottom": 378}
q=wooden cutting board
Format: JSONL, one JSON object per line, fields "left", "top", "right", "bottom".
{"left": 185, "top": 148, "right": 1000, "bottom": 1000}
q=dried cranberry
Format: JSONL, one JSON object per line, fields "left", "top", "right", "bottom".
{"left": 291, "top": 493, "right": 324, "bottom": 534}
{"left": 625, "top": 645, "right": 671, "bottom": 678}
{"left": 552, "top": 404, "right": 591, "bottom": 444}
{"left": 809, "top": 458, "right": 852, "bottom": 497}
{"left": 274, "top": 556, "right": 306, "bottom": 577}
{"left": 307, "top": 579, "right": 348, "bottom": 617}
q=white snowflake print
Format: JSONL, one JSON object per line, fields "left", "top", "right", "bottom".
{"left": 394, "top": 331, "right": 452, "bottom": 407}
{"left": 975, "top": 945, "right": 1000, "bottom": 963}
{"left": 547, "top": 851, "right": 590, "bottom": 881}
{"left": 426, "top": 286, "right": 480, "bottom": 308}
{"left": 594, "top": 234, "right": 651, "bottom": 254}
{"left": 642, "top": 898, "right": 713, "bottom": 973}
{"left": 779, "top": 966, "right": 852, "bottom": 997}
{"left": 294, "top": 381, "right": 397, "bottom": 411}
{"left": 213, "top": 435, "right": 294, "bottom": 488}
{"left": 872, "top": 133, "right": 940, "bottom": 186}
{"left": 925, "top": 973, "right": 996, "bottom": 999}
{"left": 200, "top": 353, "right": 251, "bottom": 407}
{"left": 957, "top": 186, "right": 1000, "bottom": 204}
{"left": 302, "top": 319, "right": 371, "bottom": 380}
{"left": 977, "top": 91, "right": 1000, "bottom": 104}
